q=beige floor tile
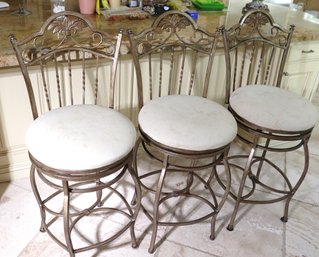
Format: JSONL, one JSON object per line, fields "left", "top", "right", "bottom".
{"left": 165, "top": 200, "right": 285, "bottom": 257}
{"left": 286, "top": 151, "right": 319, "bottom": 206}
{"left": 156, "top": 240, "right": 219, "bottom": 257}
{"left": 285, "top": 201, "right": 319, "bottom": 257}
{"left": 18, "top": 217, "right": 165, "bottom": 257}
{"left": 0, "top": 183, "right": 41, "bottom": 257}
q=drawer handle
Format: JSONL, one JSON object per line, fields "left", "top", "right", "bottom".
{"left": 302, "top": 49, "right": 314, "bottom": 54}
{"left": 283, "top": 72, "right": 289, "bottom": 76}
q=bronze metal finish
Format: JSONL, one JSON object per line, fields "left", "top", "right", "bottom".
{"left": 128, "top": 11, "right": 233, "bottom": 253}
{"left": 215, "top": 9, "right": 315, "bottom": 231}
{"left": 9, "top": 11, "right": 141, "bottom": 257}
{"left": 224, "top": 9, "right": 295, "bottom": 103}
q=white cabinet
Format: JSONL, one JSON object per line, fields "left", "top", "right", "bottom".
{"left": 0, "top": 68, "right": 33, "bottom": 181}
{"left": 281, "top": 41, "right": 319, "bottom": 101}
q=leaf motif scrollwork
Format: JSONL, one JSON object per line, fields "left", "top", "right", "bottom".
{"left": 157, "top": 13, "right": 192, "bottom": 34}
{"left": 134, "top": 13, "right": 215, "bottom": 55}
{"left": 48, "top": 16, "right": 87, "bottom": 38}
{"left": 20, "top": 15, "right": 116, "bottom": 64}
{"left": 228, "top": 11, "right": 290, "bottom": 49}
{"left": 244, "top": 12, "right": 270, "bottom": 27}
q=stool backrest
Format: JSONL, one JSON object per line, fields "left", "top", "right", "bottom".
{"left": 223, "top": 9, "right": 294, "bottom": 103}
{"left": 128, "top": 11, "right": 223, "bottom": 110}
{"left": 9, "top": 11, "right": 123, "bottom": 120}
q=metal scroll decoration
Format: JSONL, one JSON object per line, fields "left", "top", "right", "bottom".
{"left": 48, "top": 16, "right": 88, "bottom": 39}
{"left": 134, "top": 12, "right": 215, "bottom": 56}
{"left": 228, "top": 10, "right": 293, "bottom": 48}
{"left": 21, "top": 14, "right": 116, "bottom": 64}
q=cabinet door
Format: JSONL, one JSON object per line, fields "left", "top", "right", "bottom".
{"left": 282, "top": 60, "right": 319, "bottom": 100}
{"left": 0, "top": 68, "right": 33, "bottom": 181}
{"left": 281, "top": 41, "right": 319, "bottom": 101}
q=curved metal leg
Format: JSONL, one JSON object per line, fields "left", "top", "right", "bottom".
{"left": 281, "top": 140, "right": 310, "bottom": 222}
{"left": 206, "top": 156, "right": 217, "bottom": 188}
{"left": 211, "top": 148, "right": 231, "bottom": 239}
{"left": 255, "top": 138, "right": 270, "bottom": 179}
{"left": 29, "top": 164, "right": 46, "bottom": 232}
{"left": 227, "top": 146, "right": 256, "bottom": 231}
{"left": 62, "top": 181, "right": 75, "bottom": 257}
{"left": 148, "top": 154, "right": 169, "bottom": 254}
{"left": 131, "top": 137, "right": 142, "bottom": 206}
{"left": 96, "top": 179, "right": 103, "bottom": 207}
{"left": 127, "top": 161, "right": 142, "bottom": 248}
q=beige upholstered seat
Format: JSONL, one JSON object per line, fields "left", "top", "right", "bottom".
{"left": 139, "top": 95, "right": 237, "bottom": 151}
{"left": 230, "top": 85, "right": 318, "bottom": 132}
{"left": 9, "top": 12, "right": 141, "bottom": 257}
{"left": 128, "top": 11, "right": 236, "bottom": 253}
{"left": 26, "top": 104, "right": 136, "bottom": 170}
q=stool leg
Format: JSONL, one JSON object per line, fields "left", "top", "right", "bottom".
{"left": 281, "top": 140, "right": 310, "bottom": 222}
{"left": 255, "top": 138, "right": 270, "bottom": 179}
{"left": 62, "top": 181, "right": 75, "bottom": 257}
{"left": 128, "top": 162, "right": 142, "bottom": 248}
{"left": 211, "top": 148, "right": 232, "bottom": 239}
{"left": 96, "top": 179, "right": 103, "bottom": 207}
{"left": 227, "top": 146, "right": 256, "bottom": 231}
{"left": 205, "top": 156, "right": 217, "bottom": 188}
{"left": 29, "top": 165, "right": 45, "bottom": 233}
{"left": 148, "top": 154, "right": 169, "bottom": 254}
{"left": 131, "top": 137, "right": 142, "bottom": 206}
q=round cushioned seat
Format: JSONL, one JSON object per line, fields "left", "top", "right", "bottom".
{"left": 230, "top": 85, "right": 318, "bottom": 132}
{"left": 26, "top": 104, "right": 136, "bottom": 171}
{"left": 138, "top": 95, "right": 237, "bottom": 151}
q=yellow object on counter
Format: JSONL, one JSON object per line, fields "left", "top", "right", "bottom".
{"left": 167, "top": 0, "right": 189, "bottom": 11}
{"left": 102, "top": 0, "right": 110, "bottom": 8}
{"left": 96, "top": 0, "right": 110, "bottom": 14}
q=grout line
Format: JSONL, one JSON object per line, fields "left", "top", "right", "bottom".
{"left": 164, "top": 239, "right": 221, "bottom": 257}
{"left": 288, "top": 197, "right": 319, "bottom": 208}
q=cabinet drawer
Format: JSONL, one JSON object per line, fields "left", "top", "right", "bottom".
{"left": 288, "top": 41, "right": 319, "bottom": 61}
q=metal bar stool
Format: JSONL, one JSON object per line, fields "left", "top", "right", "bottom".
{"left": 128, "top": 11, "right": 237, "bottom": 253}
{"left": 9, "top": 11, "right": 141, "bottom": 257}
{"left": 209, "top": 8, "right": 318, "bottom": 231}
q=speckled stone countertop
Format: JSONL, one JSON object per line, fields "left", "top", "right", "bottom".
{"left": 0, "top": 0, "right": 319, "bottom": 68}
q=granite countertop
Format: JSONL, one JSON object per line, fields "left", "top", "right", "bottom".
{"left": 0, "top": 0, "right": 319, "bottom": 68}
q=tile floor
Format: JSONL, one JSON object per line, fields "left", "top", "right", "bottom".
{"left": 1, "top": 93, "right": 319, "bottom": 257}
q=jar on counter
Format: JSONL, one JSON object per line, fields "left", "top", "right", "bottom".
{"left": 79, "top": 0, "right": 96, "bottom": 14}
{"left": 51, "top": 0, "right": 65, "bottom": 13}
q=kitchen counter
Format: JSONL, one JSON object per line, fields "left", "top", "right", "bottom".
{"left": 0, "top": 0, "right": 319, "bottom": 68}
